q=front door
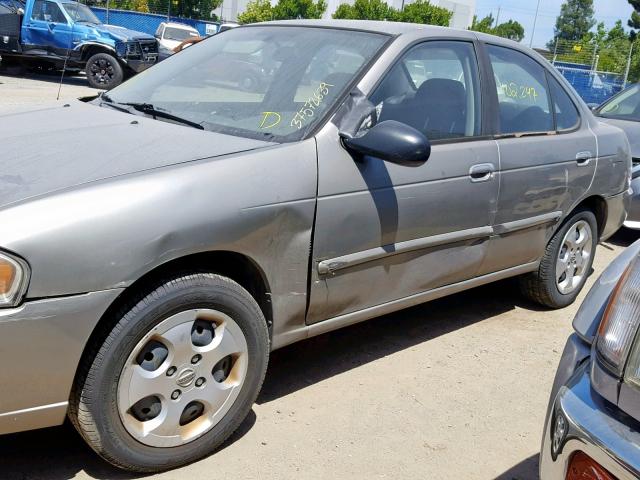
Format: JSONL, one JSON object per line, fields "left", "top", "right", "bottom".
{"left": 23, "top": 0, "right": 72, "bottom": 55}
{"left": 307, "top": 40, "right": 499, "bottom": 324}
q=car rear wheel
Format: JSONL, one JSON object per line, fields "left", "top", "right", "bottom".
{"left": 86, "top": 53, "right": 124, "bottom": 90}
{"left": 519, "top": 209, "right": 597, "bottom": 308}
{"left": 68, "top": 273, "right": 269, "bottom": 472}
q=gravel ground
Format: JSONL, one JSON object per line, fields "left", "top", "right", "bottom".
{"left": 0, "top": 73, "right": 637, "bottom": 480}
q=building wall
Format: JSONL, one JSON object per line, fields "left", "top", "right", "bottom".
{"left": 220, "top": 0, "right": 475, "bottom": 30}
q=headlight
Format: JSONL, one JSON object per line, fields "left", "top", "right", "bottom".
{"left": 0, "top": 251, "right": 29, "bottom": 307}
{"left": 595, "top": 256, "right": 640, "bottom": 375}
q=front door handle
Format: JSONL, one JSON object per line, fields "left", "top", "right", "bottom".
{"left": 469, "top": 163, "right": 495, "bottom": 183}
{"left": 576, "top": 151, "right": 592, "bottom": 166}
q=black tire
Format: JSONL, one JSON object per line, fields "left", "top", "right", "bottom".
{"left": 85, "top": 53, "right": 124, "bottom": 90}
{"left": 68, "top": 273, "right": 270, "bottom": 472}
{"left": 519, "top": 209, "right": 598, "bottom": 308}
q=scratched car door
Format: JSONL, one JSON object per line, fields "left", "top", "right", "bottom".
{"left": 307, "top": 40, "right": 500, "bottom": 324}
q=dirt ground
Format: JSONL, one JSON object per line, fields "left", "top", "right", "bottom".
{"left": 0, "top": 73, "right": 637, "bottom": 480}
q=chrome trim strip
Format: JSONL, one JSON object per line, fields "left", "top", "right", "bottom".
{"left": 306, "top": 262, "right": 539, "bottom": 341}
{"left": 317, "top": 226, "right": 493, "bottom": 275}
{"left": 493, "top": 211, "right": 562, "bottom": 235}
{"left": 0, "top": 401, "right": 68, "bottom": 417}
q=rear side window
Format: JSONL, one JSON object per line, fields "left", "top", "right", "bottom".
{"left": 548, "top": 74, "right": 580, "bottom": 131}
{"left": 487, "top": 45, "right": 553, "bottom": 134}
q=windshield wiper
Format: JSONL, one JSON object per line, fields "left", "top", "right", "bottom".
{"left": 121, "top": 102, "right": 205, "bottom": 130}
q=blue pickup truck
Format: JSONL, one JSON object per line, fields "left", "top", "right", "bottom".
{"left": 0, "top": 0, "right": 158, "bottom": 88}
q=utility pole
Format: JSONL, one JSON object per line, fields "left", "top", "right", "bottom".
{"left": 529, "top": 0, "right": 541, "bottom": 48}
{"left": 495, "top": 6, "right": 500, "bottom": 27}
{"left": 624, "top": 42, "right": 633, "bottom": 86}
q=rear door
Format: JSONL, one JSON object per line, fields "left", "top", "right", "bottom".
{"left": 307, "top": 39, "right": 500, "bottom": 323}
{"left": 479, "top": 44, "right": 596, "bottom": 274}
{"left": 22, "top": 0, "right": 72, "bottom": 55}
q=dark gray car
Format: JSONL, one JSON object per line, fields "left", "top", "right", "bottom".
{"left": 595, "top": 83, "right": 640, "bottom": 230}
{"left": 0, "top": 20, "right": 631, "bottom": 472}
{"left": 540, "top": 240, "right": 640, "bottom": 479}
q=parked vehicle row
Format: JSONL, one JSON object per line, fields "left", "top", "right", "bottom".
{"left": 0, "top": 0, "right": 158, "bottom": 88}
{"left": 0, "top": 20, "right": 634, "bottom": 476}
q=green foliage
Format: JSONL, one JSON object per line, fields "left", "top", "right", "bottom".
{"left": 628, "top": 0, "right": 640, "bottom": 30}
{"left": 548, "top": 0, "right": 595, "bottom": 49}
{"left": 238, "top": 0, "right": 326, "bottom": 23}
{"left": 272, "top": 0, "right": 327, "bottom": 19}
{"left": 469, "top": 14, "right": 524, "bottom": 42}
{"left": 333, "top": 0, "right": 451, "bottom": 26}
{"left": 333, "top": 0, "right": 395, "bottom": 20}
{"left": 237, "top": 0, "right": 273, "bottom": 23}
{"left": 395, "top": 0, "right": 451, "bottom": 25}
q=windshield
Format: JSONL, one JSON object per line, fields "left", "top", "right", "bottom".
{"left": 61, "top": 2, "right": 100, "bottom": 23}
{"left": 596, "top": 84, "right": 640, "bottom": 122}
{"left": 164, "top": 26, "right": 199, "bottom": 41}
{"left": 105, "top": 26, "right": 388, "bottom": 142}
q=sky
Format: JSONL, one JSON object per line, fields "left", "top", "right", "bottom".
{"left": 474, "top": 0, "right": 635, "bottom": 48}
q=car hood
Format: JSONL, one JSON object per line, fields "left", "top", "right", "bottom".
{"left": 0, "top": 101, "right": 275, "bottom": 208}
{"left": 598, "top": 116, "right": 640, "bottom": 159}
{"left": 96, "top": 24, "right": 155, "bottom": 42}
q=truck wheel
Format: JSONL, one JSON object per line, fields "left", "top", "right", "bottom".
{"left": 68, "top": 273, "right": 270, "bottom": 472}
{"left": 86, "top": 53, "right": 124, "bottom": 90}
{"left": 519, "top": 208, "right": 597, "bottom": 309}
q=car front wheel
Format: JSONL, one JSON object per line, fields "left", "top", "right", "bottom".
{"left": 85, "top": 53, "right": 124, "bottom": 90}
{"left": 69, "top": 273, "right": 270, "bottom": 472}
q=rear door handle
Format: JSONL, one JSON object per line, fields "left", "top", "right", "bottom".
{"left": 576, "top": 151, "right": 592, "bottom": 166}
{"left": 469, "top": 163, "right": 495, "bottom": 183}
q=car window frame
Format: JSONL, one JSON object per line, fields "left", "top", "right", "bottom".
{"left": 481, "top": 41, "right": 582, "bottom": 138}
{"left": 364, "top": 37, "right": 493, "bottom": 146}
{"left": 32, "top": 0, "right": 68, "bottom": 24}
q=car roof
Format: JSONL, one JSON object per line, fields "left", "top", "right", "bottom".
{"left": 255, "top": 19, "right": 524, "bottom": 49}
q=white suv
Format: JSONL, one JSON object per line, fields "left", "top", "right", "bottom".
{"left": 154, "top": 22, "right": 200, "bottom": 51}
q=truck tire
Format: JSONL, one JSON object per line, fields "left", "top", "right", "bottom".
{"left": 519, "top": 208, "right": 597, "bottom": 309}
{"left": 86, "top": 52, "right": 124, "bottom": 90}
{"left": 68, "top": 273, "right": 270, "bottom": 472}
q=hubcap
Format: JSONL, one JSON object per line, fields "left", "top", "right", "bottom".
{"left": 117, "top": 309, "right": 248, "bottom": 448}
{"left": 88, "top": 58, "right": 114, "bottom": 85}
{"left": 556, "top": 220, "right": 592, "bottom": 295}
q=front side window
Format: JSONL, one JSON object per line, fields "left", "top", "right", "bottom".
{"left": 105, "top": 26, "right": 388, "bottom": 142}
{"left": 597, "top": 84, "right": 640, "bottom": 122}
{"left": 370, "top": 41, "right": 481, "bottom": 141}
{"left": 487, "top": 45, "right": 553, "bottom": 134}
{"left": 31, "top": 0, "right": 67, "bottom": 23}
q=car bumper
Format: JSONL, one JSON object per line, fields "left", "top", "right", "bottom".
{"left": 125, "top": 57, "right": 158, "bottom": 73}
{"left": 623, "top": 177, "right": 640, "bottom": 229}
{"left": 540, "top": 361, "right": 640, "bottom": 480}
{"left": 0, "top": 289, "right": 122, "bottom": 435}
{"left": 602, "top": 189, "right": 631, "bottom": 240}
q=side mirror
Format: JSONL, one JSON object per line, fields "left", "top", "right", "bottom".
{"left": 340, "top": 120, "right": 431, "bottom": 165}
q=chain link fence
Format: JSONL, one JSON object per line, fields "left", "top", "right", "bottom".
{"left": 542, "top": 39, "right": 633, "bottom": 106}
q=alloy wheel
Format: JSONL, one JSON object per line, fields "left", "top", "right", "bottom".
{"left": 117, "top": 309, "right": 248, "bottom": 448}
{"left": 555, "top": 220, "right": 593, "bottom": 295}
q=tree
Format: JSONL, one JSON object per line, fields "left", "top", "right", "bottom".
{"left": 396, "top": 0, "right": 451, "bottom": 26}
{"left": 469, "top": 14, "right": 525, "bottom": 42}
{"left": 548, "top": 0, "right": 595, "bottom": 48}
{"left": 237, "top": 0, "right": 273, "bottom": 23}
{"left": 272, "top": 0, "right": 327, "bottom": 19}
{"left": 469, "top": 14, "right": 494, "bottom": 34}
{"left": 333, "top": 0, "right": 395, "bottom": 21}
{"left": 628, "top": 0, "right": 640, "bottom": 33}
{"left": 333, "top": 0, "right": 451, "bottom": 26}
{"left": 493, "top": 20, "right": 524, "bottom": 42}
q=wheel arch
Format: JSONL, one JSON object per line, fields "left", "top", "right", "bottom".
{"left": 71, "top": 250, "right": 273, "bottom": 391}
{"left": 568, "top": 195, "right": 607, "bottom": 240}
{"left": 78, "top": 43, "right": 118, "bottom": 63}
